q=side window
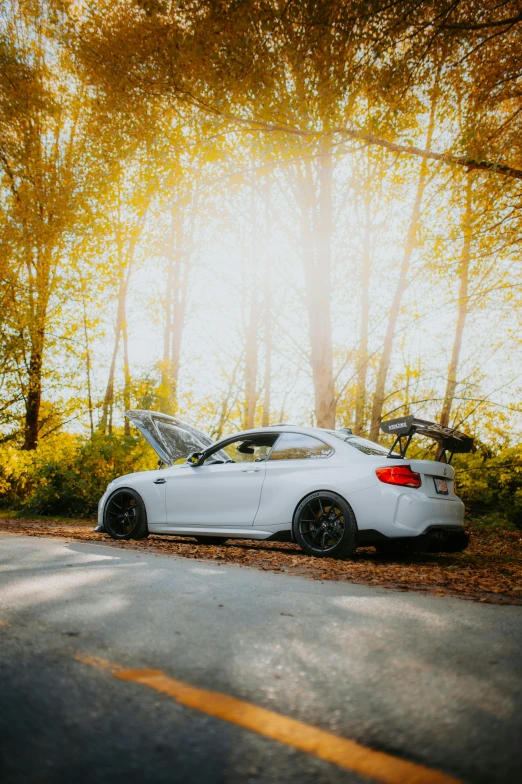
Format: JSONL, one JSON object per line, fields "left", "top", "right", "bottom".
{"left": 269, "top": 433, "right": 334, "bottom": 461}
{"left": 328, "top": 431, "right": 389, "bottom": 456}
{"left": 344, "top": 436, "right": 390, "bottom": 456}
{"left": 203, "top": 435, "right": 279, "bottom": 465}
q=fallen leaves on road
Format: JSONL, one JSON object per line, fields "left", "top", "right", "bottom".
{"left": 1, "top": 516, "right": 521, "bottom": 605}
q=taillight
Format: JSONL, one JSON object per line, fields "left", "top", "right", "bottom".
{"left": 376, "top": 465, "right": 421, "bottom": 488}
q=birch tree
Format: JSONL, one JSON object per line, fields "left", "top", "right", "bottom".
{"left": 369, "top": 86, "right": 439, "bottom": 440}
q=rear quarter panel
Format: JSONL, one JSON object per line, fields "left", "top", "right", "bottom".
{"left": 253, "top": 453, "right": 377, "bottom": 530}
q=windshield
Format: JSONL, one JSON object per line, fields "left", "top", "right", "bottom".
{"left": 328, "top": 431, "right": 389, "bottom": 456}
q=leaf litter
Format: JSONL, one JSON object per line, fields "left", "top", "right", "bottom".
{"left": 1, "top": 517, "right": 520, "bottom": 605}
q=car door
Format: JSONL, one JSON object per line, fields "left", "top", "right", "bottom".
{"left": 165, "top": 435, "right": 277, "bottom": 527}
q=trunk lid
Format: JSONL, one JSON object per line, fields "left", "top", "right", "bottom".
{"left": 372, "top": 456, "right": 458, "bottom": 499}
{"left": 125, "top": 410, "right": 214, "bottom": 466}
{"left": 409, "top": 459, "right": 456, "bottom": 499}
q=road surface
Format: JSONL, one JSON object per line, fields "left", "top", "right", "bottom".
{"left": 0, "top": 534, "right": 520, "bottom": 783}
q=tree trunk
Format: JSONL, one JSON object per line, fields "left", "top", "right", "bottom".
{"left": 160, "top": 196, "right": 191, "bottom": 414}
{"left": 100, "top": 201, "right": 147, "bottom": 433}
{"left": 262, "top": 325, "right": 272, "bottom": 427}
{"left": 300, "top": 154, "right": 336, "bottom": 429}
{"left": 354, "top": 190, "right": 371, "bottom": 434}
{"left": 23, "top": 341, "right": 43, "bottom": 450}
{"left": 262, "top": 215, "right": 272, "bottom": 427}
{"left": 22, "top": 253, "right": 50, "bottom": 450}
{"left": 369, "top": 91, "right": 437, "bottom": 441}
{"left": 81, "top": 283, "right": 94, "bottom": 438}
{"left": 161, "top": 219, "right": 176, "bottom": 413}
{"left": 122, "top": 301, "right": 131, "bottom": 436}
{"left": 213, "top": 355, "right": 242, "bottom": 440}
{"left": 169, "top": 251, "right": 187, "bottom": 412}
{"left": 439, "top": 174, "right": 473, "bottom": 428}
{"left": 243, "top": 180, "right": 260, "bottom": 430}
{"left": 100, "top": 267, "right": 127, "bottom": 434}
{"left": 244, "top": 306, "right": 259, "bottom": 429}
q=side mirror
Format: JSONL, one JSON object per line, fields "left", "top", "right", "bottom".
{"left": 187, "top": 452, "right": 203, "bottom": 466}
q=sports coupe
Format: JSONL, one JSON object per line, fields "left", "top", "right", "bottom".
{"left": 96, "top": 411, "right": 473, "bottom": 558}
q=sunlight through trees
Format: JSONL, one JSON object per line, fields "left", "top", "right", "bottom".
{"left": 0, "top": 0, "right": 521, "bottom": 477}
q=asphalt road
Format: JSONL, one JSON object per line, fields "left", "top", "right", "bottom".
{"left": 0, "top": 535, "right": 521, "bottom": 784}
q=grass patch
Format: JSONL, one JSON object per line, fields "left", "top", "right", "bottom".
{"left": 0, "top": 509, "right": 96, "bottom": 526}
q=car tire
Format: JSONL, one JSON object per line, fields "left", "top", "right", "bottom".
{"left": 293, "top": 491, "right": 357, "bottom": 559}
{"left": 195, "top": 537, "right": 229, "bottom": 545}
{"left": 103, "top": 488, "right": 149, "bottom": 541}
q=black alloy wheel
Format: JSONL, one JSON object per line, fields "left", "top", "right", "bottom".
{"left": 293, "top": 491, "right": 357, "bottom": 559}
{"left": 104, "top": 488, "right": 149, "bottom": 540}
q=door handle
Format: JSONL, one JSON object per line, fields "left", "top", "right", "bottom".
{"left": 241, "top": 468, "right": 261, "bottom": 473}
{"left": 154, "top": 477, "right": 166, "bottom": 484}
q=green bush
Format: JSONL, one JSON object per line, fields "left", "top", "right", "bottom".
{"left": 0, "top": 433, "right": 156, "bottom": 516}
{"left": 1, "top": 431, "right": 521, "bottom": 528}
{"left": 453, "top": 445, "right": 522, "bottom": 529}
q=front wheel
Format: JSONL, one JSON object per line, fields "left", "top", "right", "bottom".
{"left": 293, "top": 492, "right": 357, "bottom": 559}
{"left": 104, "top": 488, "right": 149, "bottom": 540}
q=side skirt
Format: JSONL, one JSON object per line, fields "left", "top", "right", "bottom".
{"left": 149, "top": 525, "right": 276, "bottom": 540}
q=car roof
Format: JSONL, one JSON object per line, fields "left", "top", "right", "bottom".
{"left": 212, "top": 424, "right": 345, "bottom": 448}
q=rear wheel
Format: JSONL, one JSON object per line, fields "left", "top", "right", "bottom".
{"left": 293, "top": 492, "right": 357, "bottom": 559}
{"left": 104, "top": 488, "right": 149, "bottom": 540}
{"left": 195, "top": 536, "right": 228, "bottom": 545}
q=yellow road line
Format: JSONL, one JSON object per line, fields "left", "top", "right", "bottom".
{"left": 0, "top": 620, "right": 11, "bottom": 627}
{"left": 75, "top": 653, "right": 460, "bottom": 784}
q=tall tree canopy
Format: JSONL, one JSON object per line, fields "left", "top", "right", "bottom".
{"left": 0, "top": 0, "right": 520, "bottom": 451}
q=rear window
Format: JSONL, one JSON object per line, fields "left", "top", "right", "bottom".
{"left": 269, "top": 433, "right": 334, "bottom": 460}
{"left": 329, "top": 431, "right": 389, "bottom": 456}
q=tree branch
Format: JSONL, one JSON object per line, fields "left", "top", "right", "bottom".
{"left": 439, "top": 11, "right": 522, "bottom": 30}
{"left": 329, "top": 128, "right": 522, "bottom": 181}
{"left": 172, "top": 101, "right": 522, "bottom": 181}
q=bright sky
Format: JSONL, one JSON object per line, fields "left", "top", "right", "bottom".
{"left": 84, "top": 156, "right": 521, "bottom": 441}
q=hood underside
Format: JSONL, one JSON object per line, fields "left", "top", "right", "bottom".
{"left": 125, "top": 410, "right": 214, "bottom": 465}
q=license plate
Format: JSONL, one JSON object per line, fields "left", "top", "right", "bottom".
{"left": 434, "top": 477, "right": 449, "bottom": 495}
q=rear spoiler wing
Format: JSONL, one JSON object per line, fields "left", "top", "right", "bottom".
{"left": 380, "top": 416, "right": 474, "bottom": 463}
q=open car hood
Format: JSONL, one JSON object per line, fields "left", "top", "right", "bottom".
{"left": 125, "top": 410, "right": 214, "bottom": 466}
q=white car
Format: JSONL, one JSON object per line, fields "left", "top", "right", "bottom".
{"left": 96, "top": 411, "right": 473, "bottom": 558}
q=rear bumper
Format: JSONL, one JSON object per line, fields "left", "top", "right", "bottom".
{"left": 393, "top": 491, "right": 464, "bottom": 532}
{"left": 420, "top": 527, "right": 469, "bottom": 553}
{"left": 350, "top": 482, "right": 465, "bottom": 538}
{"left": 358, "top": 526, "right": 469, "bottom": 553}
